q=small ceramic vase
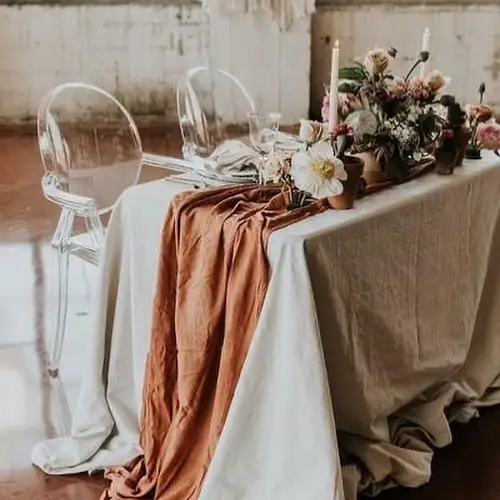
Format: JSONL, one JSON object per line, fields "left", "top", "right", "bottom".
{"left": 354, "top": 151, "right": 388, "bottom": 185}
{"left": 328, "top": 155, "right": 365, "bottom": 210}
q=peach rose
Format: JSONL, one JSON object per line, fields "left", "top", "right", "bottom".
{"left": 299, "top": 119, "right": 328, "bottom": 144}
{"left": 364, "top": 49, "right": 390, "bottom": 75}
{"left": 468, "top": 104, "right": 493, "bottom": 123}
{"left": 262, "top": 153, "right": 290, "bottom": 183}
{"left": 424, "top": 70, "right": 449, "bottom": 94}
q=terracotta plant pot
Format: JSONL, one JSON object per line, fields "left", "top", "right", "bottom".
{"left": 329, "top": 155, "right": 364, "bottom": 210}
{"left": 354, "top": 151, "right": 388, "bottom": 185}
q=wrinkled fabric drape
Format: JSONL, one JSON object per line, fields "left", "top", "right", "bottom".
{"left": 101, "top": 184, "right": 328, "bottom": 499}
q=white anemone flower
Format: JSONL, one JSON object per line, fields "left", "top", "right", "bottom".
{"left": 290, "top": 141, "right": 347, "bottom": 198}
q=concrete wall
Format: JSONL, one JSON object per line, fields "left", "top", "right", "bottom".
{"left": 0, "top": 3, "right": 310, "bottom": 126}
{"left": 311, "top": 4, "right": 500, "bottom": 119}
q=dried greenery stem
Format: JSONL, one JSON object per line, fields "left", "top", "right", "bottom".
{"left": 404, "top": 51, "right": 430, "bottom": 82}
{"left": 281, "top": 173, "right": 311, "bottom": 209}
{"left": 470, "top": 83, "right": 488, "bottom": 151}
{"left": 479, "top": 82, "right": 486, "bottom": 104}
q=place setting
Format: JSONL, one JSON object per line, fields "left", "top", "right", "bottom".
{"left": 165, "top": 110, "right": 297, "bottom": 190}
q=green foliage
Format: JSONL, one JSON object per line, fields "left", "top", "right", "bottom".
{"left": 338, "top": 81, "right": 361, "bottom": 94}
{"left": 352, "top": 60, "right": 369, "bottom": 71}
{"left": 339, "top": 66, "right": 367, "bottom": 82}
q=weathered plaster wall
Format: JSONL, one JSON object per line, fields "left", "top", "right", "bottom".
{"left": 0, "top": 3, "right": 310, "bottom": 125}
{"left": 2, "top": 2, "right": 499, "bottom": 126}
{"left": 311, "top": 4, "right": 500, "bottom": 117}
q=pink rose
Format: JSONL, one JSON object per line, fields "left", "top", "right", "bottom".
{"left": 386, "top": 76, "right": 407, "bottom": 98}
{"left": 408, "top": 77, "right": 430, "bottom": 101}
{"left": 339, "top": 93, "right": 364, "bottom": 119}
{"left": 321, "top": 91, "right": 364, "bottom": 123}
{"left": 332, "top": 123, "right": 352, "bottom": 138}
{"left": 476, "top": 123, "right": 500, "bottom": 150}
{"left": 321, "top": 93, "right": 330, "bottom": 123}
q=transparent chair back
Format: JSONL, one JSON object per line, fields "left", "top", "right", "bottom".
{"left": 176, "top": 67, "right": 256, "bottom": 159}
{"left": 37, "top": 82, "right": 143, "bottom": 376}
{"left": 38, "top": 83, "right": 143, "bottom": 216}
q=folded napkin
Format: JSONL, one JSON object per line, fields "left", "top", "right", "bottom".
{"left": 275, "top": 131, "right": 302, "bottom": 153}
{"left": 189, "top": 140, "right": 257, "bottom": 182}
{"left": 210, "top": 140, "right": 258, "bottom": 175}
{"left": 194, "top": 138, "right": 300, "bottom": 182}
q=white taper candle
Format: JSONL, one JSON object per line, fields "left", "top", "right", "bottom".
{"left": 328, "top": 40, "right": 340, "bottom": 134}
{"left": 420, "top": 28, "right": 430, "bottom": 78}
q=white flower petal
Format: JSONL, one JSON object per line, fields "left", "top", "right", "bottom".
{"left": 317, "top": 178, "right": 344, "bottom": 198}
{"left": 334, "top": 161, "right": 348, "bottom": 182}
{"left": 291, "top": 164, "right": 312, "bottom": 189}
{"left": 309, "top": 141, "right": 334, "bottom": 160}
{"left": 292, "top": 169, "right": 321, "bottom": 197}
{"left": 291, "top": 151, "right": 310, "bottom": 172}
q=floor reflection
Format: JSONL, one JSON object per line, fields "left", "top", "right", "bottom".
{"left": 0, "top": 238, "right": 95, "bottom": 464}
{"left": 0, "top": 130, "right": 179, "bottom": 499}
{"left": 0, "top": 237, "right": 108, "bottom": 498}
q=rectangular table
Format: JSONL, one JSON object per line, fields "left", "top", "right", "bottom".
{"left": 32, "top": 151, "right": 500, "bottom": 500}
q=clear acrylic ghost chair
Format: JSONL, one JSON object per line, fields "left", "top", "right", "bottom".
{"left": 176, "top": 67, "right": 256, "bottom": 160}
{"left": 38, "top": 82, "right": 146, "bottom": 377}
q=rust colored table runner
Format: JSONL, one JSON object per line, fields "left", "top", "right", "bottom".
{"left": 101, "top": 184, "right": 328, "bottom": 499}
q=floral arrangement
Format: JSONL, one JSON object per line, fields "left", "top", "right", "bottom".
{"left": 261, "top": 120, "right": 352, "bottom": 204}
{"left": 466, "top": 83, "right": 500, "bottom": 158}
{"left": 321, "top": 47, "right": 451, "bottom": 179}
{"left": 257, "top": 52, "right": 500, "bottom": 209}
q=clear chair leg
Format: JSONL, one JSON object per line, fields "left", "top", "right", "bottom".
{"left": 48, "top": 207, "right": 74, "bottom": 378}
{"left": 48, "top": 247, "right": 70, "bottom": 378}
{"left": 85, "top": 212, "right": 105, "bottom": 251}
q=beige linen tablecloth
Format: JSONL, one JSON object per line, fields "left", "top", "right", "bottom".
{"left": 33, "top": 152, "right": 500, "bottom": 499}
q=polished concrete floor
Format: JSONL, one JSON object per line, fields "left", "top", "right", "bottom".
{"left": 0, "top": 130, "right": 176, "bottom": 500}
{"left": 1, "top": 130, "right": 500, "bottom": 500}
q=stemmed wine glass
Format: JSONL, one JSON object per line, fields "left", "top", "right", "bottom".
{"left": 248, "top": 112, "right": 282, "bottom": 184}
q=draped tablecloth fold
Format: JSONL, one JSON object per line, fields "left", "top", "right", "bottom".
{"left": 100, "top": 184, "right": 328, "bottom": 499}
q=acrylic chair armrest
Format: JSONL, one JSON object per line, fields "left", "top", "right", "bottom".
{"left": 41, "top": 173, "right": 98, "bottom": 216}
{"left": 142, "top": 152, "right": 193, "bottom": 172}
